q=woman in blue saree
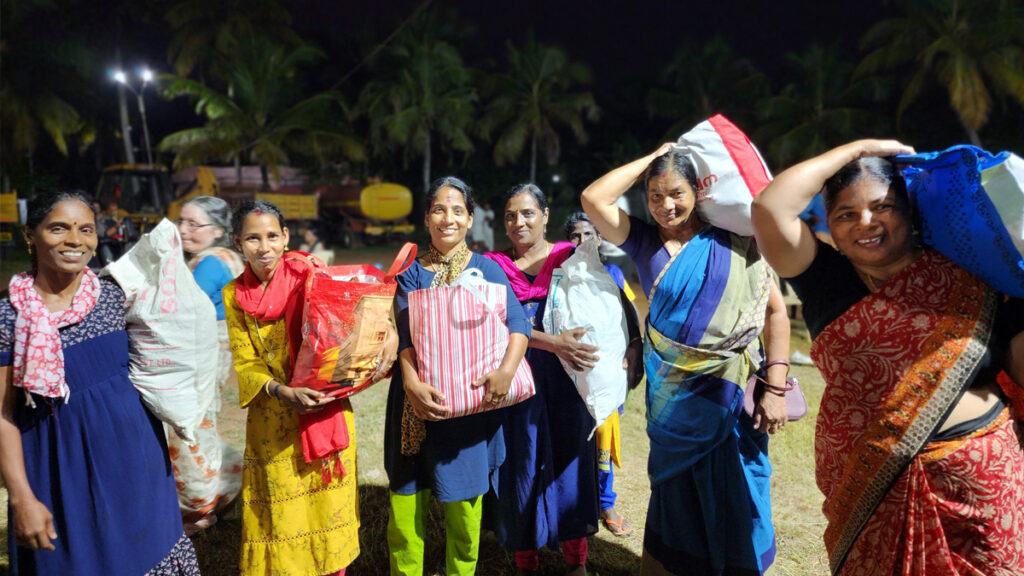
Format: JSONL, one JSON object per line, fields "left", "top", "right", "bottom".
{"left": 581, "top": 144, "right": 791, "bottom": 575}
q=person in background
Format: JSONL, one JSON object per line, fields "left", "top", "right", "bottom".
{"left": 385, "top": 176, "right": 529, "bottom": 576}
{"left": 470, "top": 201, "right": 496, "bottom": 252}
{"left": 224, "top": 199, "right": 380, "bottom": 576}
{"left": 485, "top": 185, "right": 600, "bottom": 576}
{"left": 172, "top": 195, "right": 245, "bottom": 534}
{"left": 299, "top": 223, "right": 334, "bottom": 266}
{"left": 564, "top": 210, "right": 643, "bottom": 538}
{"left": 752, "top": 139, "right": 1024, "bottom": 576}
{"left": 582, "top": 144, "right": 790, "bottom": 576}
{"left": 0, "top": 190, "right": 199, "bottom": 575}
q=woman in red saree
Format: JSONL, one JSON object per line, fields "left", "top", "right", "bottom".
{"left": 752, "top": 140, "right": 1024, "bottom": 576}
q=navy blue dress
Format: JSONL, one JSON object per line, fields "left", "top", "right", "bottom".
{"left": 0, "top": 278, "right": 194, "bottom": 576}
{"left": 487, "top": 274, "right": 600, "bottom": 551}
{"left": 384, "top": 254, "right": 529, "bottom": 502}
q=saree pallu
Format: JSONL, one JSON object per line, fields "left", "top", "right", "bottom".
{"left": 643, "top": 227, "right": 776, "bottom": 575}
{"left": 811, "top": 251, "right": 1024, "bottom": 576}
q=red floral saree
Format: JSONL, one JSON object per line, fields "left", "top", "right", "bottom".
{"left": 810, "top": 251, "right": 1024, "bottom": 576}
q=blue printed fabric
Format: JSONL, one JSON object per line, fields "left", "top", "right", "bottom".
{"left": 897, "top": 145, "right": 1024, "bottom": 297}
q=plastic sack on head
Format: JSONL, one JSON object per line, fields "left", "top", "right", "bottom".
{"left": 103, "top": 218, "right": 218, "bottom": 444}
{"left": 543, "top": 239, "right": 628, "bottom": 436}
{"left": 673, "top": 114, "right": 773, "bottom": 236}
{"left": 897, "top": 145, "right": 1024, "bottom": 297}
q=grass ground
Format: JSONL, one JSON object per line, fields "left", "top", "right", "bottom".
{"left": 0, "top": 245, "right": 830, "bottom": 575}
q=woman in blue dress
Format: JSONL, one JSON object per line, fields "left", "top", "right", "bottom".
{"left": 0, "top": 190, "right": 198, "bottom": 575}
{"left": 385, "top": 176, "right": 529, "bottom": 576}
{"left": 485, "top": 184, "right": 601, "bottom": 576}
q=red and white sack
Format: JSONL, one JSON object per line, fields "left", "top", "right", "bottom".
{"left": 103, "top": 218, "right": 218, "bottom": 443}
{"left": 408, "top": 268, "right": 534, "bottom": 418}
{"left": 674, "top": 114, "right": 773, "bottom": 236}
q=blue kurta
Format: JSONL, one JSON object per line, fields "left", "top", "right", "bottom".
{"left": 384, "top": 253, "right": 529, "bottom": 502}
{"left": 0, "top": 279, "right": 187, "bottom": 576}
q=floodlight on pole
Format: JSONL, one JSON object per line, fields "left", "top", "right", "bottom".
{"left": 110, "top": 67, "right": 155, "bottom": 165}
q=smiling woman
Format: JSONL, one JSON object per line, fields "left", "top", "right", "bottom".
{"left": 751, "top": 140, "right": 1024, "bottom": 576}
{"left": 223, "top": 199, "right": 368, "bottom": 576}
{"left": 0, "top": 190, "right": 200, "bottom": 575}
{"left": 581, "top": 144, "right": 790, "bottom": 576}
{"left": 385, "top": 176, "right": 529, "bottom": 576}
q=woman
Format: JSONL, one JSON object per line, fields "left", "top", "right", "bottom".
{"left": 581, "top": 144, "right": 790, "bottom": 576}
{"left": 385, "top": 176, "right": 529, "bottom": 576}
{"left": 485, "top": 185, "right": 601, "bottom": 576}
{"left": 0, "top": 190, "right": 199, "bottom": 575}
{"left": 751, "top": 140, "right": 1024, "bottom": 576}
{"left": 223, "top": 199, "right": 374, "bottom": 576}
{"left": 564, "top": 211, "right": 643, "bottom": 538}
{"left": 173, "top": 195, "right": 244, "bottom": 534}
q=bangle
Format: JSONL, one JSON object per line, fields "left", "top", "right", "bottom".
{"left": 272, "top": 382, "right": 282, "bottom": 398}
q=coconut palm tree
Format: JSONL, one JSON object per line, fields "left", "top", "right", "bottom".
{"left": 646, "top": 37, "right": 768, "bottom": 141}
{"left": 857, "top": 0, "right": 1024, "bottom": 146}
{"left": 158, "top": 34, "right": 364, "bottom": 187}
{"left": 357, "top": 28, "right": 477, "bottom": 201}
{"left": 164, "top": 0, "right": 298, "bottom": 79}
{"left": 759, "top": 45, "right": 884, "bottom": 169}
{"left": 478, "top": 38, "right": 599, "bottom": 183}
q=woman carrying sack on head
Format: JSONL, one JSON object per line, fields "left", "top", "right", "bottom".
{"left": 224, "top": 199, "right": 395, "bottom": 576}
{"left": 581, "top": 144, "right": 791, "bottom": 576}
{"left": 171, "top": 195, "right": 245, "bottom": 534}
{"left": 0, "top": 191, "right": 199, "bottom": 575}
{"left": 385, "top": 176, "right": 529, "bottom": 576}
{"left": 752, "top": 140, "right": 1024, "bottom": 576}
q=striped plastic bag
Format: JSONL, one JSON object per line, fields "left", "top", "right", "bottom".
{"left": 898, "top": 145, "right": 1024, "bottom": 297}
{"left": 408, "top": 268, "right": 534, "bottom": 418}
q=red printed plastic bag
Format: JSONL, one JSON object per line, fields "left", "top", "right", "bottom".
{"left": 103, "top": 219, "right": 218, "bottom": 443}
{"left": 291, "top": 243, "right": 416, "bottom": 397}
{"left": 408, "top": 268, "right": 535, "bottom": 418}
{"left": 674, "top": 114, "right": 773, "bottom": 236}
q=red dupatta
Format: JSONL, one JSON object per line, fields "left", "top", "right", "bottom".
{"left": 485, "top": 241, "right": 575, "bottom": 301}
{"left": 810, "top": 251, "right": 1001, "bottom": 575}
{"left": 236, "top": 251, "right": 350, "bottom": 481}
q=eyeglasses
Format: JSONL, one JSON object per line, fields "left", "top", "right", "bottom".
{"left": 175, "top": 219, "right": 216, "bottom": 231}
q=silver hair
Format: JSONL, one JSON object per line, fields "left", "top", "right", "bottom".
{"left": 183, "top": 195, "right": 234, "bottom": 248}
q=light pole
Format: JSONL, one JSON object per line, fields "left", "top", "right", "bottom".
{"left": 113, "top": 68, "right": 155, "bottom": 165}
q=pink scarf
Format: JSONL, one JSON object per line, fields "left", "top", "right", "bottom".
{"left": 485, "top": 241, "right": 575, "bottom": 301}
{"left": 9, "top": 268, "right": 101, "bottom": 406}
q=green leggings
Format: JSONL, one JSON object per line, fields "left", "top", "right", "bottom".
{"left": 387, "top": 490, "right": 483, "bottom": 576}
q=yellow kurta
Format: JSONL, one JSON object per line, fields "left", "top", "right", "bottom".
{"left": 223, "top": 281, "right": 359, "bottom": 576}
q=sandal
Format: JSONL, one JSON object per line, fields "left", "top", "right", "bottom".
{"left": 602, "top": 515, "right": 633, "bottom": 538}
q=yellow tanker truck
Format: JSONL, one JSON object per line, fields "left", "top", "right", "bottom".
{"left": 97, "top": 165, "right": 414, "bottom": 249}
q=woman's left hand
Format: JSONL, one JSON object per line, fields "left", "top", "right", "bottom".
{"left": 754, "top": 379, "right": 789, "bottom": 434}
{"left": 371, "top": 324, "right": 400, "bottom": 382}
{"left": 473, "top": 367, "right": 514, "bottom": 406}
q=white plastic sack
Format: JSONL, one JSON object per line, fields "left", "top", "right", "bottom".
{"left": 674, "top": 114, "right": 773, "bottom": 236}
{"left": 103, "top": 219, "right": 218, "bottom": 443}
{"left": 543, "top": 240, "right": 628, "bottom": 436}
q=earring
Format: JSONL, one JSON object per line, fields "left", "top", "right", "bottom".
{"left": 27, "top": 243, "right": 33, "bottom": 255}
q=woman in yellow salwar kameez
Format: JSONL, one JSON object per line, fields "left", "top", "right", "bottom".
{"left": 224, "top": 200, "right": 393, "bottom": 576}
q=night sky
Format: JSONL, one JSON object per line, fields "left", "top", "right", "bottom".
{"left": 25, "top": 0, "right": 1022, "bottom": 193}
